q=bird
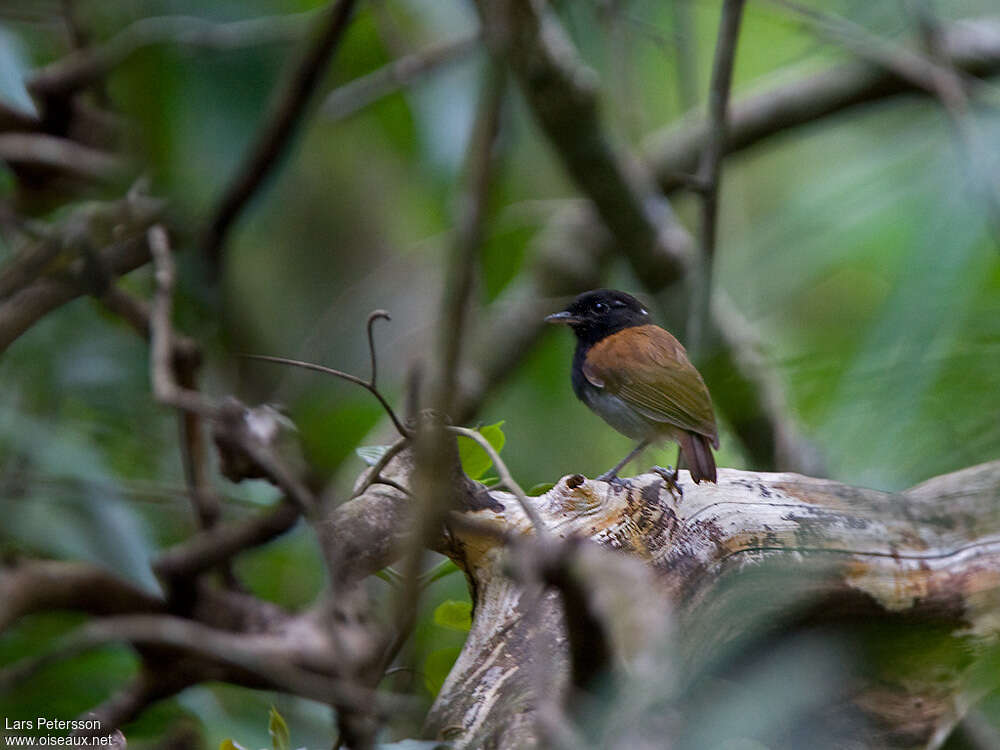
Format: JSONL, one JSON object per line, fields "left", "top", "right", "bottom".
{"left": 545, "top": 289, "right": 719, "bottom": 484}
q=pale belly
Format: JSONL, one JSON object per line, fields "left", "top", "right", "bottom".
{"left": 580, "top": 386, "right": 660, "bottom": 442}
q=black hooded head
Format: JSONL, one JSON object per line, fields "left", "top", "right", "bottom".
{"left": 545, "top": 289, "right": 651, "bottom": 346}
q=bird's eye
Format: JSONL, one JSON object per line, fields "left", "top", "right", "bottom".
{"left": 593, "top": 301, "right": 607, "bottom": 313}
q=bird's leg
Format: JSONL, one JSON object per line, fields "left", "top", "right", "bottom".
{"left": 651, "top": 446, "right": 684, "bottom": 501}
{"left": 597, "top": 439, "right": 650, "bottom": 482}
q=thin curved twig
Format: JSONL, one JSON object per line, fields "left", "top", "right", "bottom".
{"left": 243, "top": 307, "right": 408, "bottom": 436}
{"left": 242, "top": 353, "right": 410, "bottom": 438}
{"left": 366, "top": 309, "right": 390, "bottom": 388}
{"left": 447, "top": 425, "right": 546, "bottom": 534}
{"left": 352, "top": 436, "right": 409, "bottom": 499}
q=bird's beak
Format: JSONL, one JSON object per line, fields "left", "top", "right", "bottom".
{"left": 545, "top": 311, "right": 582, "bottom": 325}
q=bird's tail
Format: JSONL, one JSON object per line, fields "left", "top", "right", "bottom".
{"left": 680, "top": 432, "right": 717, "bottom": 484}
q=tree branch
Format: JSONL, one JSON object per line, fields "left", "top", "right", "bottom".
{"left": 321, "top": 33, "right": 482, "bottom": 121}
{"left": 0, "top": 561, "right": 164, "bottom": 632}
{"left": 423, "top": 460, "right": 1000, "bottom": 748}
{"left": 688, "top": 0, "right": 746, "bottom": 354}
{"left": 28, "top": 10, "right": 318, "bottom": 99}
{"left": 0, "top": 133, "right": 126, "bottom": 181}
{"left": 199, "top": 0, "right": 359, "bottom": 271}
{"left": 153, "top": 499, "right": 300, "bottom": 582}
{"left": 647, "top": 18, "right": 1000, "bottom": 195}
{"left": 474, "top": 0, "right": 694, "bottom": 290}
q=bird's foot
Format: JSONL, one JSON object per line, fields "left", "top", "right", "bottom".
{"left": 595, "top": 470, "right": 630, "bottom": 486}
{"left": 651, "top": 465, "right": 683, "bottom": 502}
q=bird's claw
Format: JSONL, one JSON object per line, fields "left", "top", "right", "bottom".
{"left": 651, "top": 465, "right": 682, "bottom": 501}
{"left": 595, "top": 471, "right": 630, "bottom": 486}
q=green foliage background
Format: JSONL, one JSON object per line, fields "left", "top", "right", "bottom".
{"left": 1, "top": 0, "right": 999, "bottom": 746}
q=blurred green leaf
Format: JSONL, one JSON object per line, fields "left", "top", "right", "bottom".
{"left": 419, "top": 559, "right": 461, "bottom": 587}
{"left": 376, "top": 566, "right": 404, "bottom": 587}
{"left": 269, "top": 706, "right": 291, "bottom": 750}
{"left": 219, "top": 740, "right": 248, "bottom": 750}
{"left": 456, "top": 421, "right": 505, "bottom": 480}
{"left": 423, "top": 646, "right": 463, "bottom": 697}
{"left": 433, "top": 599, "right": 472, "bottom": 632}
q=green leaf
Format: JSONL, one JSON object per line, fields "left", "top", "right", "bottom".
{"left": 528, "top": 482, "right": 555, "bottom": 496}
{"left": 456, "top": 421, "right": 505, "bottom": 480}
{"left": 268, "top": 706, "right": 290, "bottom": 750}
{"left": 356, "top": 444, "right": 390, "bottom": 466}
{"left": 219, "top": 741, "right": 249, "bottom": 750}
{"left": 376, "top": 566, "right": 404, "bottom": 587}
{"left": 423, "top": 646, "right": 463, "bottom": 697}
{"left": 433, "top": 599, "right": 472, "bottom": 632}
{"left": 419, "top": 559, "right": 460, "bottom": 588}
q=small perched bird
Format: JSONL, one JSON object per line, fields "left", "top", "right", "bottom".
{"left": 546, "top": 289, "right": 719, "bottom": 484}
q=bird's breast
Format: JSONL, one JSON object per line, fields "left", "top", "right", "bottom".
{"left": 572, "top": 345, "right": 656, "bottom": 441}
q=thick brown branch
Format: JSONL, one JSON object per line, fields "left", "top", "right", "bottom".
{"left": 0, "top": 234, "right": 147, "bottom": 355}
{"left": 0, "top": 561, "right": 165, "bottom": 632}
{"left": 153, "top": 499, "right": 300, "bottom": 581}
{"left": 0, "top": 191, "right": 164, "bottom": 355}
{"left": 475, "top": 0, "right": 694, "bottom": 290}
{"left": 424, "top": 460, "right": 1000, "bottom": 748}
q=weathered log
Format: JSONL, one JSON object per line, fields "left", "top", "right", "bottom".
{"left": 402, "top": 460, "right": 1000, "bottom": 749}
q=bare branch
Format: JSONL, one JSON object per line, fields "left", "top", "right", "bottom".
{"left": 0, "top": 614, "right": 415, "bottom": 715}
{"left": 434, "top": 61, "right": 505, "bottom": 412}
{"left": 351, "top": 436, "right": 409, "bottom": 499}
{"left": 366, "top": 309, "right": 390, "bottom": 389}
{"left": 0, "top": 561, "right": 164, "bottom": 632}
{"left": 200, "top": 0, "right": 359, "bottom": 271}
{"left": 153, "top": 499, "right": 300, "bottom": 581}
{"left": 147, "top": 224, "right": 214, "bottom": 417}
{"left": 765, "top": 0, "right": 993, "bottom": 99}
{"left": 648, "top": 18, "right": 1000, "bottom": 194}
{"left": 321, "top": 33, "right": 482, "bottom": 121}
{"left": 905, "top": 2, "right": 1000, "bottom": 238}
{"left": 687, "top": 0, "right": 746, "bottom": 354}
{"left": 147, "top": 227, "right": 316, "bottom": 511}
{"left": 0, "top": 133, "right": 125, "bottom": 181}
{"left": 243, "top": 352, "right": 410, "bottom": 438}
{"left": 0, "top": 214, "right": 160, "bottom": 355}
{"left": 474, "top": 0, "right": 694, "bottom": 290}
{"left": 28, "top": 10, "right": 317, "bottom": 99}
{"left": 0, "top": 100, "right": 40, "bottom": 132}
{"left": 670, "top": 0, "right": 699, "bottom": 111}
{"left": 71, "top": 671, "right": 176, "bottom": 739}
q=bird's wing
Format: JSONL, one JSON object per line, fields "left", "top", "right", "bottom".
{"left": 583, "top": 325, "right": 719, "bottom": 445}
